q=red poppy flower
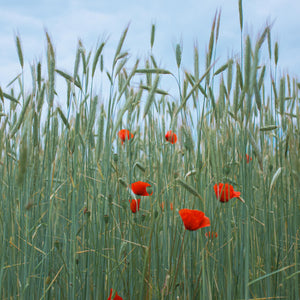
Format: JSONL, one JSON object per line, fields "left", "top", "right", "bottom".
{"left": 131, "top": 181, "right": 153, "bottom": 196}
{"left": 129, "top": 198, "right": 141, "bottom": 213}
{"left": 178, "top": 209, "right": 210, "bottom": 231}
{"left": 205, "top": 231, "right": 218, "bottom": 239}
{"left": 165, "top": 130, "right": 177, "bottom": 144}
{"left": 246, "top": 154, "right": 252, "bottom": 163}
{"left": 107, "top": 288, "right": 123, "bottom": 300}
{"left": 118, "top": 129, "right": 134, "bottom": 145}
{"left": 213, "top": 183, "right": 241, "bottom": 203}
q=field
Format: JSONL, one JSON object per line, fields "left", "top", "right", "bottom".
{"left": 0, "top": 6, "right": 299, "bottom": 300}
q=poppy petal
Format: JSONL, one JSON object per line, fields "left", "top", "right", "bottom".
{"left": 107, "top": 288, "right": 123, "bottom": 300}
{"left": 129, "top": 199, "right": 141, "bottom": 213}
{"left": 246, "top": 154, "right": 252, "bottom": 163}
{"left": 131, "top": 181, "right": 153, "bottom": 196}
{"left": 214, "top": 183, "right": 241, "bottom": 202}
{"left": 200, "top": 216, "right": 211, "bottom": 228}
{"left": 165, "top": 130, "right": 177, "bottom": 144}
{"left": 179, "top": 209, "right": 210, "bottom": 231}
{"left": 233, "top": 191, "right": 241, "bottom": 198}
{"left": 118, "top": 129, "right": 133, "bottom": 144}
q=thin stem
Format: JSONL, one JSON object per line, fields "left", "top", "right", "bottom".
{"left": 171, "top": 230, "right": 187, "bottom": 291}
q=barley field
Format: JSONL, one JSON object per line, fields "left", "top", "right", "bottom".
{"left": 0, "top": 4, "right": 299, "bottom": 300}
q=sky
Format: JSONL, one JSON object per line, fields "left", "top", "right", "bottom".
{"left": 0, "top": 0, "right": 299, "bottom": 103}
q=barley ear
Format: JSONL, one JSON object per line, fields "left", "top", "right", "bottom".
{"left": 274, "top": 42, "right": 279, "bottom": 66}
{"left": 238, "top": 0, "right": 243, "bottom": 31}
{"left": 244, "top": 36, "right": 251, "bottom": 93}
{"left": 175, "top": 43, "right": 182, "bottom": 68}
{"left": 150, "top": 23, "right": 156, "bottom": 49}
{"left": 113, "top": 24, "right": 130, "bottom": 68}
{"left": 15, "top": 35, "right": 24, "bottom": 69}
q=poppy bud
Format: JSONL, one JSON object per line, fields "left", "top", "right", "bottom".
{"left": 54, "top": 240, "right": 61, "bottom": 250}
{"left": 113, "top": 153, "right": 118, "bottom": 162}
{"left": 83, "top": 207, "right": 91, "bottom": 217}
{"left": 25, "top": 202, "right": 34, "bottom": 210}
{"left": 223, "top": 165, "right": 230, "bottom": 175}
{"left": 119, "top": 178, "right": 128, "bottom": 188}
{"left": 104, "top": 214, "right": 109, "bottom": 224}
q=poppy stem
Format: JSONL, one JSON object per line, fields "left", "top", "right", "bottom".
{"left": 171, "top": 230, "right": 186, "bottom": 291}
{"left": 238, "top": 196, "right": 245, "bottom": 203}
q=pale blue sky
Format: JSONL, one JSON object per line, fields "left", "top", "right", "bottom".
{"left": 0, "top": 0, "right": 299, "bottom": 95}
